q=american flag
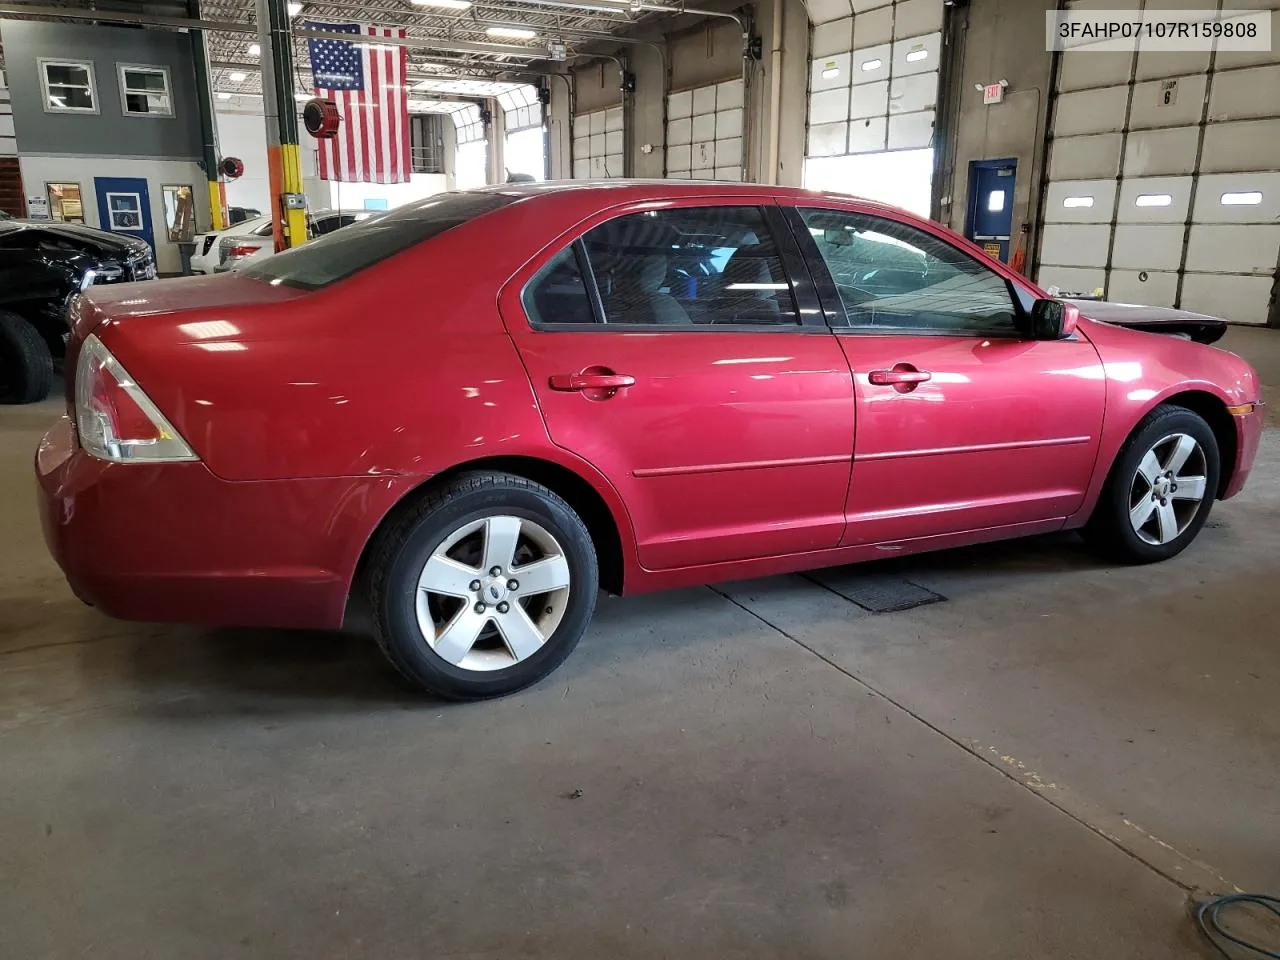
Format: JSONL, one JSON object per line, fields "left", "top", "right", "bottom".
{"left": 304, "top": 21, "right": 411, "bottom": 183}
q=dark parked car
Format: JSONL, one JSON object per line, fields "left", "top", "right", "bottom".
{"left": 0, "top": 219, "right": 155, "bottom": 403}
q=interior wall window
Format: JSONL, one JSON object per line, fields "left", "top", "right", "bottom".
{"left": 523, "top": 244, "right": 597, "bottom": 326}
{"left": 46, "top": 182, "right": 85, "bottom": 223}
{"left": 118, "top": 65, "right": 173, "bottom": 117}
{"left": 39, "top": 59, "right": 98, "bottom": 114}
{"left": 410, "top": 114, "right": 446, "bottom": 174}
{"left": 163, "top": 185, "right": 195, "bottom": 242}
{"left": 581, "top": 206, "right": 799, "bottom": 327}
{"left": 798, "top": 208, "right": 1020, "bottom": 335}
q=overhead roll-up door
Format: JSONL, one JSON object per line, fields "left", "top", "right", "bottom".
{"left": 572, "top": 106, "right": 624, "bottom": 179}
{"left": 666, "top": 78, "right": 744, "bottom": 180}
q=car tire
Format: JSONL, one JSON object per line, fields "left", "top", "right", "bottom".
{"left": 1083, "top": 404, "right": 1220, "bottom": 564}
{"left": 368, "top": 472, "right": 599, "bottom": 700}
{"left": 0, "top": 310, "right": 54, "bottom": 405}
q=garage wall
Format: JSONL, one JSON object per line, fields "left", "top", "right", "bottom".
{"left": 805, "top": 0, "right": 944, "bottom": 167}
{"left": 1038, "top": 0, "right": 1280, "bottom": 325}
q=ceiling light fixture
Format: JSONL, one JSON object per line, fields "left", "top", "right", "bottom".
{"left": 247, "top": 42, "right": 261, "bottom": 56}
{"left": 485, "top": 26, "right": 536, "bottom": 39}
{"left": 410, "top": 0, "right": 472, "bottom": 7}
{"left": 229, "top": 71, "right": 248, "bottom": 82}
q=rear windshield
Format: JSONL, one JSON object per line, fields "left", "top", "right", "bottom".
{"left": 240, "top": 192, "right": 515, "bottom": 290}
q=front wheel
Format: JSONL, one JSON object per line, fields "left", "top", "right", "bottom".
{"left": 1084, "top": 405, "right": 1220, "bottom": 564}
{"left": 368, "top": 473, "right": 599, "bottom": 699}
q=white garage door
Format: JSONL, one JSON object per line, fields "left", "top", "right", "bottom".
{"left": 803, "top": 0, "right": 944, "bottom": 213}
{"left": 572, "top": 106, "right": 624, "bottom": 178}
{"left": 666, "top": 78, "right": 744, "bottom": 180}
{"left": 1038, "top": 1, "right": 1280, "bottom": 325}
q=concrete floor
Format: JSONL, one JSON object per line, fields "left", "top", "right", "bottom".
{"left": 2, "top": 327, "right": 1278, "bottom": 958}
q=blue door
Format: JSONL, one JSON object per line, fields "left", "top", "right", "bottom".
{"left": 965, "top": 160, "right": 1016, "bottom": 263}
{"left": 94, "top": 177, "right": 155, "bottom": 253}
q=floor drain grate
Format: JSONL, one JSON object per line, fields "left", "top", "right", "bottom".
{"left": 807, "top": 571, "right": 947, "bottom": 613}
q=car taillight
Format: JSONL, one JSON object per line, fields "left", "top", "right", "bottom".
{"left": 74, "top": 334, "right": 198, "bottom": 463}
{"left": 227, "top": 244, "right": 259, "bottom": 258}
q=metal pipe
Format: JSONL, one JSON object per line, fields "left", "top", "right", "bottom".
{"left": 765, "top": 0, "right": 782, "bottom": 184}
{"left": 188, "top": 0, "right": 226, "bottom": 230}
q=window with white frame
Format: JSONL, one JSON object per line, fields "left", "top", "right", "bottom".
{"left": 39, "top": 59, "right": 97, "bottom": 114}
{"left": 118, "top": 65, "right": 173, "bottom": 117}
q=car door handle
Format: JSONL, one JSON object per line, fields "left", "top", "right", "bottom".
{"left": 548, "top": 372, "right": 636, "bottom": 391}
{"left": 868, "top": 364, "right": 932, "bottom": 393}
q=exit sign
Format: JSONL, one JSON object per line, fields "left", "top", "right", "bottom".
{"left": 983, "top": 82, "right": 1005, "bottom": 105}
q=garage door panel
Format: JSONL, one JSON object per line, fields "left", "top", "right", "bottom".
{"left": 1110, "top": 225, "right": 1185, "bottom": 271}
{"left": 1192, "top": 172, "right": 1280, "bottom": 223}
{"left": 1037, "top": 266, "right": 1108, "bottom": 297}
{"left": 1109, "top": 269, "right": 1179, "bottom": 307}
{"left": 691, "top": 112, "right": 716, "bottom": 141}
{"left": 1044, "top": 179, "right": 1117, "bottom": 223}
{"left": 572, "top": 158, "right": 590, "bottom": 178}
{"left": 1208, "top": 65, "right": 1280, "bottom": 122}
{"left": 692, "top": 85, "right": 717, "bottom": 115}
{"left": 811, "top": 87, "right": 851, "bottom": 124}
{"left": 691, "top": 143, "right": 714, "bottom": 169}
{"left": 1121, "top": 126, "right": 1199, "bottom": 177}
{"left": 1129, "top": 75, "right": 1206, "bottom": 130}
{"left": 809, "top": 0, "right": 852, "bottom": 24}
{"left": 587, "top": 111, "right": 605, "bottom": 135}
{"left": 572, "top": 137, "right": 589, "bottom": 161}
{"left": 717, "top": 79, "right": 744, "bottom": 110}
{"left": 1199, "top": 119, "right": 1280, "bottom": 172}
{"left": 668, "top": 117, "right": 692, "bottom": 146}
{"left": 813, "top": 18, "right": 854, "bottom": 57}
{"left": 714, "top": 138, "right": 742, "bottom": 168}
{"left": 848, "top": 115, "right": 888, "bottom": 152}
{"left": 889, "top": 71, "right": 937, "bottom": 114}
{"left": 716, "top": 109, "right": 744, "bottom": 139}
{"left": 605, "top": 108, "right": 623, "bottom": 131}
{"left": 852, "top": 44, "right": 891, "bottom": 84}
{"left": 850, "top": 80, "right": 889, "bottom": 119}
{"left": 1186, "top": 224, "right": 1280, "bottom": 274}
{"left": 812, "top": 53, "right": 852, "bottom": 91}
{"left": 590, "top": 133, "right": 606, "bottom": 155}
{"left": 853, "top": 0, "right": 893, "bottom": 10}
{"left": 892, "top": 33, "right": 941, "bottom": 77}
{"left": 852, "top": 5, "right": 893, "bottom": 46}
{"left": 894, "top": 0, "right": 944, "bottom": 37}
{"left": 1057, "top": 52, "right": 1134, "bottom": 92}
{"left": 808, "top": 121, "right": 849, "bottom": 156}
{"left": 1117, "top": 176, "right": 1192, "bottom": 223}
{"left": 668, "top": 91, "right": 692, "bottom": 120}
{"left": 1049, "top": 133, "right": 1123, "bottom": 180}
{"left": 1182, "top": 273, "right": 1273, "bottom": 324}
{"left": 1054, "top": 87, "right": 1128, "bottom": 136}
{"left": 714, "top": 166, "right": 742, "bottom": 181}
{"left": 668, "top": 144, "right": 692, "bottom": 172}
{"left": 605, "top": 130, "right": 623, "bottom": 154}
{"left": 1040, "top": 224, "right": 1113, "bottom": 267}
{"left": 1135, "top": 49, "right": 1210, "bottom": 82}
{"left": 887, "top": 110, "right": 934, "bottom": 150}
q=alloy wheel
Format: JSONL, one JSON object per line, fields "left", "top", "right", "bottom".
{"left": 415, "top": 515, "right": 572, "bottom": 671}
{"left": 1127, "top": 433, "right": 1209, "bottom": 546}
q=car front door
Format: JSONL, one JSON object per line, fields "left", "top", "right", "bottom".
{"left": 787, "top": 204, "right": 1106, "bottom": 546}
{"left": 500, "top": 200, "right": 855, "bottom": 571}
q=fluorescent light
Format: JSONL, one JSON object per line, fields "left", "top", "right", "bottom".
{"left": 1135, "top": 193, "right": 1173, "bottom": 207}
{"left": 247, "top": 42, "right": 261, "bottom": 56}
{"left": 217, "top": 92, "right": 233, "bottom": 100}
{"left": 229, "top": 71, "right": 248, "bottom": 82}
{"left": 1063, "top": 196, "right": 1094, "bottom": 208}
{"left": 1221, "top": 191, "right": 1262, "bottom": 206}
{"left": 905, "top": 48, "right": 929, "bottom": 63}
{"left": 860, "top": 58, "right": 882, "bottom": 71}
{"left": 726, "top": 283, "right": 788, "bottom": 291}
{"left": 287, "top": 1, "right": 303, "bottom": 15}
{"left": 821, "top": 67, "right": 840, "bottom": 79}
{"left": 410, "top": 0, "right": 472, "bottom": 7}
{"left": 486, "top": 26, "right": 536, "bottom": 39}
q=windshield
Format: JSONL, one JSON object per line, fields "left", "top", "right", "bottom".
{"left": 240, "top": 192, "right": 515, "bottom": 290}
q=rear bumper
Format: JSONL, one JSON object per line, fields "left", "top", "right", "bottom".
{"left": 1223, "top": 403, "right": 1264, "bottom": 500}
{"left": 36, "top": 416, "right": 410, "bottom": 629}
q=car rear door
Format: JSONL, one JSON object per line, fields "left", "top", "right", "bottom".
{"left": 499, "top": 198, "right": 855, "bottom": 572}
{"left": 784, "top": 202, "right": 1106, "bottom": 545}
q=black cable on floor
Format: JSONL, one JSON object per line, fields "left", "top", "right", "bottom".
{"left": 1196, "top": 894, "right": 1280, "bottom": 958}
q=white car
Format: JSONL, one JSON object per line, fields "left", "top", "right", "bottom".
{"left": 214, "top": 210, "right": 374, "bottom": 273}
{"left": 190, "top": 215, "right": 270, "bottom": 275}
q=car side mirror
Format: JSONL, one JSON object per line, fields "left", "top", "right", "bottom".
{"left": 1029, "top": 298, "right": 1080, "bottom": 340}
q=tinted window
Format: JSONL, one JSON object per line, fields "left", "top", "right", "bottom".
{"left": 581, "top": 206, "right": 798, "bottom": 327}
{"left": 242, "top": 192, "right": 514, "bottom": 290}
{"left": 524, "top": 244, "right": 596, "bottom": 326}
{"left": 800, "top": 208, "right": 1020, "bottom": 334}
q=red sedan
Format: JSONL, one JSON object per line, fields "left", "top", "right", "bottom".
{"left": 36, "top": 182, "right": 1264, "bottom": 699}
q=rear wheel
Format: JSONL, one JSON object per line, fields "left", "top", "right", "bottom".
{"left": 0, "top": 310, "right": 54, "bottom": 405}
{"left": 1084, "top": 405, "right": 1219, "bottom": 564}
{"left": 368, "top": 473, "right": 598, "bottom": 699}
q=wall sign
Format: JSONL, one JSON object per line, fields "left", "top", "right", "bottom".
{"left": 1158, "top": 78, "right": 1178, "bottom": 107}
{"left": 983, "top": 82, "right": 1005, "bottom": 105}
{"left": 26, "top": 195, "right": 50, "bottom": 218}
